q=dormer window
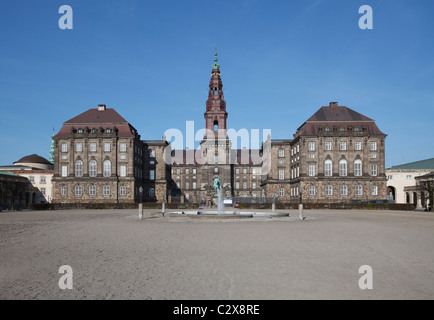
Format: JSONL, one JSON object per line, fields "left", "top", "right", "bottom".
{"left": 354, "top": 126, "right": 359, "bottom": 132}
{"left": 78, "top": 128, "right": 83, "bottom": 133}
{"left": 106, "top": 129, "right": 111, "bottom": 133}
{"left": 324, "top": 126, "right": 330, "bottom": 132}
{"left": 92, "top": 128, "right": 97, "bottom": 133}
{"left": 339, "top": 126, "right": 345, "bottom": 132}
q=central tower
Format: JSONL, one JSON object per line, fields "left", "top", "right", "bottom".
{"left": 200, "top": 50, "right": 232, "bottom": 197}
{"left": 204, "top": 49, "right": 228, "bottom": 139}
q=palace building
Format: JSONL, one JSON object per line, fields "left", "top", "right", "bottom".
{"left": 51, "top": 52, "right": 387, "bottom": 205}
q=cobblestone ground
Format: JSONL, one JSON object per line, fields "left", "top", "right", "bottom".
{"left": 0, "top": 208, "right": 433, "bottom": 299}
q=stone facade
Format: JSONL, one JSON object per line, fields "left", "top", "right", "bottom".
{"left": 51, "top": 105, "right": 169, "bottom": 204}
{"left": 288, "top": 102, "right": 387, "bottom": 203}
{"left": 49, "top": 55, "right": 388, "bottom": 205}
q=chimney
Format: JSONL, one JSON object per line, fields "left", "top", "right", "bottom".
{"left": 329, "top": 102, "right": 338, "bottom": 108}
{"left": 98, "top": 104, "right": 106, "bottom": 111}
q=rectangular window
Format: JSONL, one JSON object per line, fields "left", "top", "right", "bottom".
{"left": 308, "top": 142, "right": 315, "bottom": 151}
{"left": 354, "top": 161, "right": 362, "bottom": 176}
{"left": 371, "top": 164, "right": 378, "bottom": 176}
{"left": 89, "top": 185, "right": 96, "bottom": 196}
{"left": 340, "top": 185, "right": 348, "bottom": 196}
{"left": 120, "top": 143, "right": 127, "bottom": 152}
{"left": 324, "top": 161, "right": 332, "bottom": 176}
{"left": 279, "top": 169, "right": 284, "bottom": 180}
{"left": 192, "top": 168, "right": 197, "bottom": 174}
{"left": 104, "top": 143, "right": 110, "bottom": 152}
{"left": 309, "top": 186, "right": 315, "bottom": 196}
{"left": 192, "top": 182, "right": 197, "bottom": 189}
{"left": 60, "top": 186, "right": 67, "bottom": 196}
{"left": 186, "top": 168, "right": 190, "bottom": 174}
{"left": 243, "top": 168, "right": 247, "bottom": 174}
{"left": 61, "top": 143, "right": 67, "bottom": 152}
{"left": 103, "top": 185, "right": 110, "bottom": 196}
{"left": 339, "top": 161, "right": 347, "bottom": 176}
{"left": 149, "top": 150, "right": 155, "bottom": 158}
{"left": 120, "top": 186, "right": 126, "bottom": 196}
{"left": 252, "top": 182, "right": 257, "bottom": 189}
{"left": 370, "top": 142, "right": 377, "bottom": 151}
{"left": 325, "top": 185, "right": 333, "bottom": 196}
{"left": 76, "top": 143, "right": 83, "bottom": 152}
{"left": 120, "top": 165, "right": 127, "bottom": 177}
{"left": 90, "top": 143, "right": 97, "bottom": 152}
{"left": 308, "top": 154, "right": 315, "bottom": 159}
{"left": 308, "top": 165, "right": 315, "bottom": 177}
{"left": 340, "top": 141, "right": 347, "bottom": 151}
{"left": 29, "top": 176, "right": 35, "bottom": 183}
{"left": 356, "top": 185, "right": 363, "bottom": 196}
{"left": 278, "top": 149, "right": 285, "bottom": 158}
{"left": 370, "top": 154, "right": 377, "bottom": 159}
{"left": 372, "top": 185, "right": 378, "bottom": 196}
{"left": 355, "top": 141, "right": 362, "bottom": 151}
{"left": 325, "top": 141, "right": 332, "bottom": 151}
{"left": 279, "top": 188, "right": 285, "bottom": 197}
{"left": 243, "top": 182, "right": 247, "bottom": 189}
{"left": 40, "top": 187, "right": 46, "bottom": 196}
{"left": 406, "top": 175, "right": 412, "bottom": 180}
{"left": 235, "top": 168, "right": 240, "bottom": 174}
{"left": 61, "top": 166, "right": 68, "bottom": 177}
{"left": 185, "top": 182, "right": 189, "bottom": 189}
{"left": 236, "top": 182, "right": 240, "bottom": 189}
{"left": 40, "top": 176, "right": 46, "bottom": 183}
{"left": 150, "top": 170, "right": 155, "bottom": 180}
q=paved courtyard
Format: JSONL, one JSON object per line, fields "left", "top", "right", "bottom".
{"left": 0, "top": 208, "right": 433, "bottom": 299}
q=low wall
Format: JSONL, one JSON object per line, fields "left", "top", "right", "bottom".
{"left": 236, "top": 202, "right": 416, "bottom": 211}
{"left": 30, "top": 202, "right": 200, "bottom": 210}
{"left": 28, "top": 202, "right": 415, "bottom": 211}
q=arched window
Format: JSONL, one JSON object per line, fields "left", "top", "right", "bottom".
{"left": 89, "top": 160, "right": 97, "bottom": 177}
{"left": 324, "top": 159, "right": 333, "bottom": 176}
{"left": 89, "top": 185, "right": 96, "bottom": 196}
{"left": 213, "top": 120, "right": 218, "bottom": 131}
{"left": 325, "top": 185, "right": 333, "bottom": 196}
{"left": 75, "top": 160, "right": 83, "bottom": 177}
{"left": 120, "top": 186, "right": 126, "bottom": 196}
{"left": 103, "top": 185, "right": 110, "bottom": 196}
{"left": 340, "top": 185, "right": 348, "bottom": 196}
{"left": 74, "top": 185, "right": 82, "bottom": 196}
{"left": 339, "top": 159, "right": 347, "bottom": 176}
{"left": 354, "top": 159, "right": 362, "bottom": 176}
{"left": 103, "top": 160, "right": 111, "bottom": 177}
{"left": 60, "top": 185, "right": 67, "bottom": 196}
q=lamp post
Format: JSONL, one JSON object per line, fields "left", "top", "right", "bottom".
{"left": 298, "top": 186, "right": 304, "bottom": 220}
{"left": 271, "top": 193, "right": 275, "bottom": 213}
{"left": 162, "top": 191, "right": 166, "bottom": 216}
{"left": 138, "top": 186, "right": 143, "bottom": 219}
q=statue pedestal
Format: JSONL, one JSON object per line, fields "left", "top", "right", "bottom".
{"left": 212, "top": 196, "right": 218, "bottom": 207}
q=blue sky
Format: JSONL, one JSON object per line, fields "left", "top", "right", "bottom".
{"left": 0, "top": 0, "right": 433, "bottom": 168}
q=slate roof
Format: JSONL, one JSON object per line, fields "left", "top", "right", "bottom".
{"left": 54, "top": 107, "right": 137, "bottom": 139}
{"left": 389, "top": 158, "right": 434, "bottom": 170}
{"left": 295, "top": 102, "right": 385, "bottom": 137}
{"left": 171, "top": 148, "right": 262, "bottom": 166}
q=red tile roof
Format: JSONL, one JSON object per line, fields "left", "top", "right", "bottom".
{"left": 296, "top": 103, "right": 385, "bottom": 137}
{"left": 54, "top": 107, "right": 136, "bottom": 139}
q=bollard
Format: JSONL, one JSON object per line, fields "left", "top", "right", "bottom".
{"left": 298, "top": 204, "right": 304, "bottom": 220}
{"left": 138, "top": 203, "right": 143, "bottom": 220}
{"left": 162, "top": 202, "right": 166, "bottom": 215}
{"left": 272, "top": 202, "right": 275, "bottom": 213}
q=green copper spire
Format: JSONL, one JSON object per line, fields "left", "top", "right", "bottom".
{"left": 212, "top": 48, "right": 220, "bottom": 70}
{"left": 49, "top": 129, "right": 55, "bottom": 164}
